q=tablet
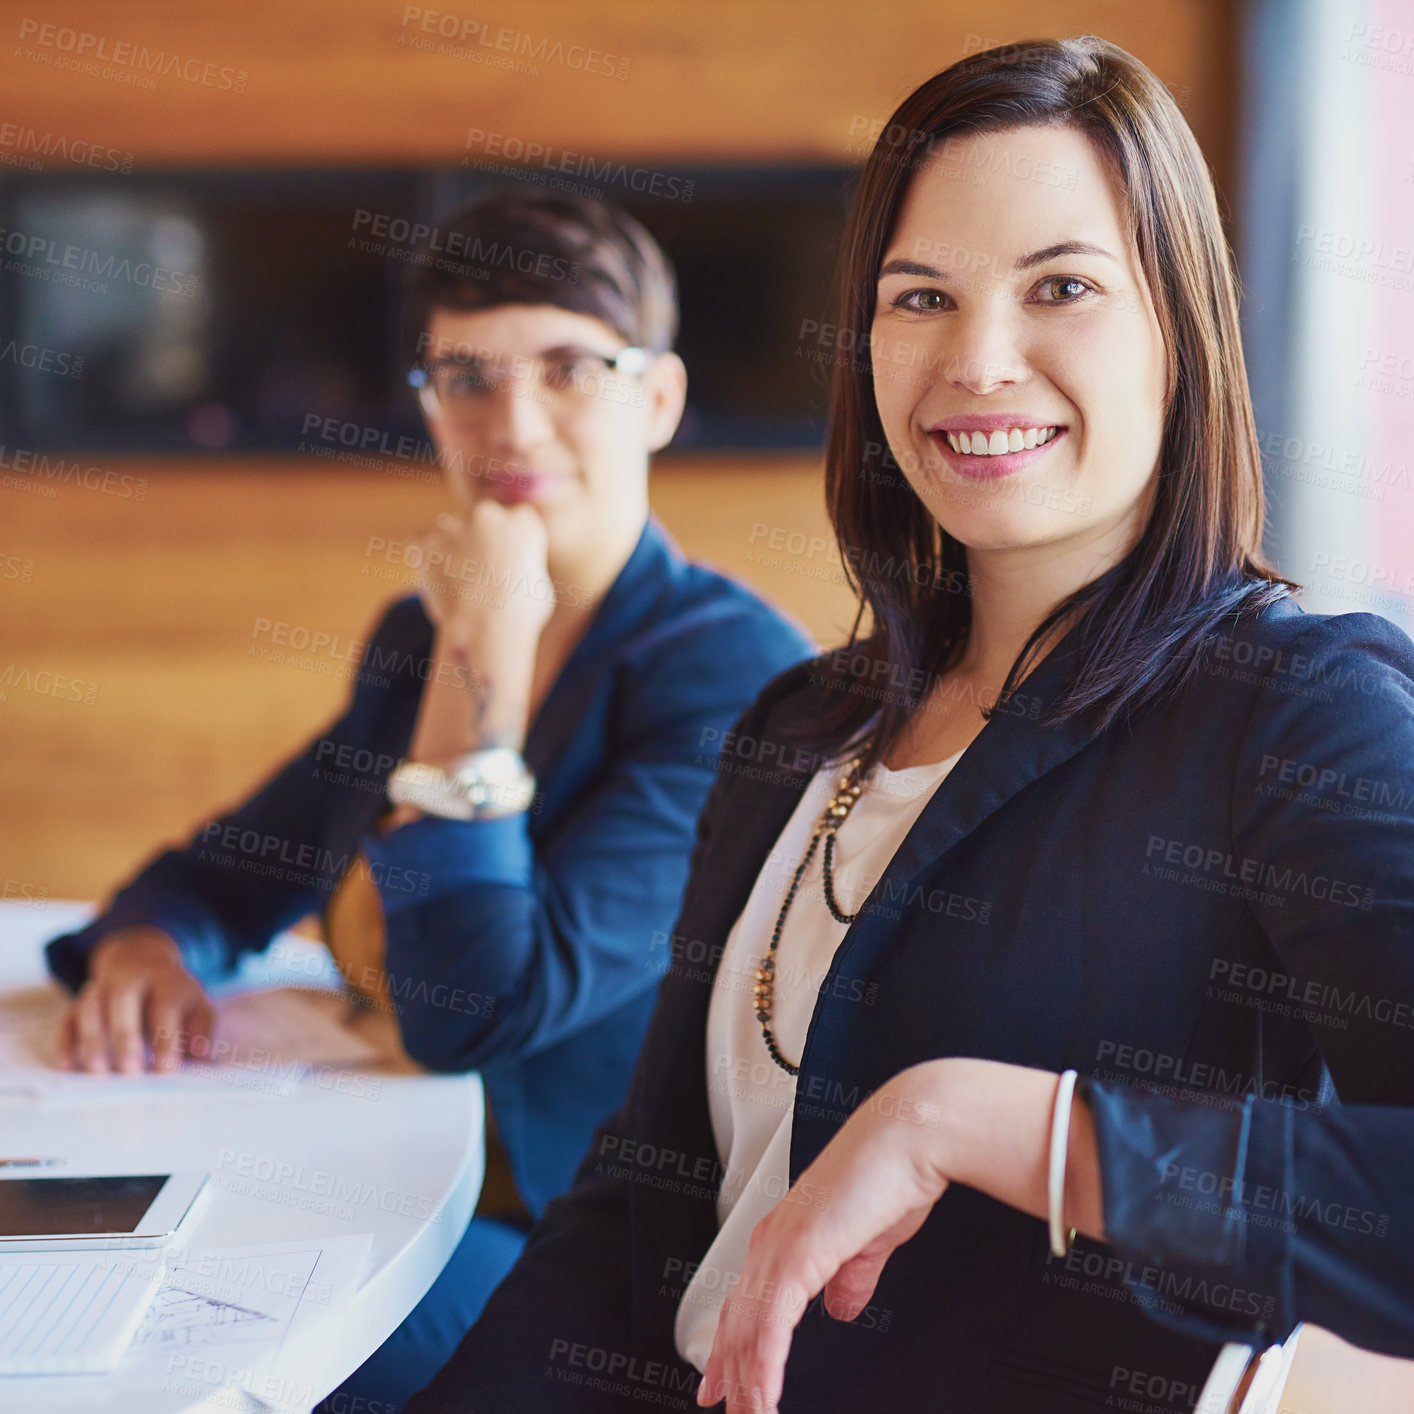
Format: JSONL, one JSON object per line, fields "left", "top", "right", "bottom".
{"left": 0, "top": 1172, "right": 208, "bottom": 1251}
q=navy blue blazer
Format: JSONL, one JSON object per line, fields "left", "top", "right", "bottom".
{"left": 45, "top": 518, "right": 815, "bottom": 1217}
{"left": 407, "top": 599, "right": 1414, "bottom": 1413}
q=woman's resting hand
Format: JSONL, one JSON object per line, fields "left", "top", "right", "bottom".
{"left": 698, "top": 1057, "right": 1103, "bottom": 1412}
{"left": 60, "top": 925, "right": 215, "bottom": 1073}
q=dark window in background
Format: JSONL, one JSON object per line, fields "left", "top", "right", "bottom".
{"left": 0, "top": 166, "right": 854, "bottom": 457}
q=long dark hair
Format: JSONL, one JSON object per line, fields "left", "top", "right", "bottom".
{"left": 808, "top": 36, "right": 1297, "bottom": 771}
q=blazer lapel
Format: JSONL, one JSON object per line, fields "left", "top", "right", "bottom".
{"left": 525, "top": 517, "right": 679, "bottom": 782}
{"left": 790, "top": 627, "right": 1107, "bottom": 1173}
{"left": 873, "top": 626, "right": 1104, "bottom": 892}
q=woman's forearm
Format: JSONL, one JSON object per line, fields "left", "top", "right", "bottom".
{"left": 407, "top": 618, "right": 537, "bottom": 765}
{"left": 401, "top": 500, "right": 552, "bottom": 774}
{"left": 699, "top": 1057, "right": 1114, "bottom": 1409}
{"left": 914, "top": 1057, "right": 1106, "bottom": 1241}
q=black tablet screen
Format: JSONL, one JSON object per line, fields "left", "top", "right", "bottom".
{"left": 0, "top": 1176, "right": 168, "bottom": 1236}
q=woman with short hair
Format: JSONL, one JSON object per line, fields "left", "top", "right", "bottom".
{"left": 44, "top": 186, "right": 814, "bottom": 1410}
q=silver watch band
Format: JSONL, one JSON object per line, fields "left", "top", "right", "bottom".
{"left": 387, "top": 749, "right": 535, "bottom": 821}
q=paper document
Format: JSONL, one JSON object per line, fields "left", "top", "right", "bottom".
{"left": 0, "top": 1250, "right": 164, "bottom": 1375}
{"left": 207, "top": 988, "right": 388, "bottom": 1070}
{"left": 120, "top": 1234, "right": 374, "bottom": 1413}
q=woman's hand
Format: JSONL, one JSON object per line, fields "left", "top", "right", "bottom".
{"left": 402, "top": 500, "right": 550, "bottom": 770}
{"left": 415, "top": 500, "right": 554, "bottom": 644}
{"left": 697, "top": 1058, "right": 1104, "bottom": 1412}
{"left": 60, "top": 926, "right": 215, "bottom": 1074}
{"left": 698, "top": 1064, "right": 952, "bottom": 1412}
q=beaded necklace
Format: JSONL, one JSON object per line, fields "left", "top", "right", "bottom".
{"left": 753, "top": 741, "right": 872, "bottom": 1076}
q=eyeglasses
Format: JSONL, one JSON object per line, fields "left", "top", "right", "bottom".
{"left": 407, "top": 345, "right": 651, "bottom": 417}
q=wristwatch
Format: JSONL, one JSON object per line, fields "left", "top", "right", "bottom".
{"left": 386, "top": 748, "right": 536, "bottom": 820}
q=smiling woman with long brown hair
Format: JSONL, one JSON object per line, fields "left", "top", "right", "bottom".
{"left": 406, "top": 36, "right": 1414, "bottom": 1414}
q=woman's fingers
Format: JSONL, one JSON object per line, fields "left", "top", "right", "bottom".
{"left": 147, "top": 982, "right": 193, "bottom": 1072}
{"left": 820, "top": 1250, "right": 889, "bottom": 1322}
{"left": 67, "top": 929, "right": 209, "bottom": 1075}
{"left": 148, "top": 973, "right": 217, "bottom": 1072}
{"left": 65, "top": 977, "right": 164, "bottom": 1073}
{"left": 701, "top": 1088, "right": 951, "bottom": 1409}
{"left": 701, "top": 1217, "right": 841, "bottom": 1411}
{"left": 708, "top": 1220, "right": 922, "bottom": 1411}
{"left": 102, "top": 981, "right": 147, "bottom": 1074}
{"left": 59, "top": 970, "right": 212, "bottom": 1076}
{"left": 701, "top": 1293, "right": 795, "bottom": 1411}
{"left": 821, "top": 1206, "right": 932, "bottom": 1319}
{"left": 69, "top": 986, "right": 113, "bottom": 1073}
{"left": 185, "top": 992, "right": 217, "bottom": 1059}
{"left": 58, "top": 1005, "right": 78, "bottom": 1070}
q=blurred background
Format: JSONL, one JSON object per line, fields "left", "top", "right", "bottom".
{"left": 2, "top": 1, "right": 1413, "bottom": 1402}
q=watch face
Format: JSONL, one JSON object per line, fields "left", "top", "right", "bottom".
{"left": 388, "top": 762, "right": 471, "bottom": 819}
{"left": 448, "top": 749, "right": 531, "bottom": 788}
{"left": 388, "top": 752, "right": 533, "bottom": 819}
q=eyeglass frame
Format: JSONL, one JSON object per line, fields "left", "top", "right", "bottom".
{"left": 406, "top": 344, "right": 653, "bottom": 418}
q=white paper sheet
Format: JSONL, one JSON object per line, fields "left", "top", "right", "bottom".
{"left": 0, "top": 1250, "right": 165, "bottom": 1374}
{"left": 118, "top": 1234, "right": 374, "bottom": 1413}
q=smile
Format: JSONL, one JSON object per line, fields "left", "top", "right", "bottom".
{"left": 926, "top": 423, "right": 1068, "bottom": 482}
{"left": 942, "top": 425, "right": 1061, "bottom": 455}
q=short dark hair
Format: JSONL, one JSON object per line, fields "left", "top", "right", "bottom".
{"left": 402, "top": 186, "right": 677, "bottom": 367}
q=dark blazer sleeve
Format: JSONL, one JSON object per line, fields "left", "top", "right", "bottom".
{"left": 44, "top": 599, "right": 421, "bottom": 991}
{"left": 368, "top": 606, "right": 812, "bottom": 1072}
{"left": 1085, "top": 611, "right": 1414, "bottom": 1355}
{"left": 1083, "top": 1084, "right": 1414, "bottom": 1356}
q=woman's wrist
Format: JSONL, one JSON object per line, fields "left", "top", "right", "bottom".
{"left": 896, "top": 1057, "right": 998, "bottom": 1188}
{"left": 439, "top": 597, "right": 549, "bottom": 659}
{"left": 89, "top": 925, "right": 184, "bottom": 978}
{"left": 900, "top": 1057, "right": 1105, "bottom": 1241}
{"left": 405, "top": 630, "right": 534, "bottom": 766}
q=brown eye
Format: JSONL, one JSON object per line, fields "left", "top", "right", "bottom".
{"left": 544, "top": 358, "right": 598, "bottom": 392}
{"left": 894, "top": 288, "right": 946, "bottom": 312}
{"left": 1035, "top": 276, "right": 1090, "bottom": 303}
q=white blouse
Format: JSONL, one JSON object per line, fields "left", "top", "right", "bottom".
{"left": 674, "top": 743, "right": 963, "bottom": 1371}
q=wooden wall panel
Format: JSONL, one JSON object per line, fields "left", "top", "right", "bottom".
{"left": 0, "top": 0, "right": 1239, "bottom": 196}
{"left": 0, "top": 454, "right": 849, "bottom": 902}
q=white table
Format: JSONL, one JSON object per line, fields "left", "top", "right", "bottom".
{"left": 0, "top": 901, "right": 484, "bottom": 1412}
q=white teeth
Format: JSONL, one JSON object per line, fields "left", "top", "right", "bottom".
{"left": 944, "top": 426, "right": 1058, "bottom": 456}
